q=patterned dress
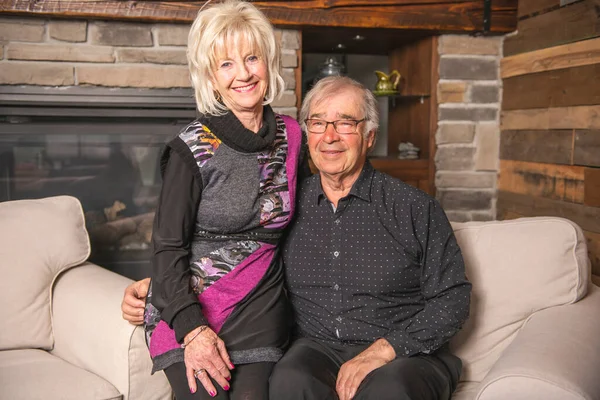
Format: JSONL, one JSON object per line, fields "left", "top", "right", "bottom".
{"left": 143, "top": 108, "right": 303, "bottom": 372}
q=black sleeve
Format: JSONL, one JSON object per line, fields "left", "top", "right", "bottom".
{"left": 384, "top": 199, "right": 471, "bottom": 356}
{"left": 150, "top": 147, "right": 208, "bottom": 343}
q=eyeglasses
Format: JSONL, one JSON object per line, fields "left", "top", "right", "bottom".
{"left": 304, "top": 118, "right": 366, "bottom": 134}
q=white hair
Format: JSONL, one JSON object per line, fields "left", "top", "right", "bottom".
{"left": 187, "top": 0, "right": 285, "bottom": 115}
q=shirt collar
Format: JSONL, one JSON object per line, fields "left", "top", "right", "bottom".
{"left": 312, "top": 160, "right": 375, "bottom": 205}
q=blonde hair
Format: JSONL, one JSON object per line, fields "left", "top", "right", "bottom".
{"left": 300, "top": 76, "right": 379, "bottom": 142}
{"left": 187, "top": 0, "right": 284, "bottom": 115}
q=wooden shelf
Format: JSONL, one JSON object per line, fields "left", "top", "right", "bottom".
{"left": 369, "top": 156, "right": 428, "bottom": 166}
{"left": 373, "top": 93, "right": 430, "bottom": 107}
{"left": 396, "top": 94, "right": 429, "bottom": 107}
{"left": 369, "top": 157, "right": 429, "bottom": 182}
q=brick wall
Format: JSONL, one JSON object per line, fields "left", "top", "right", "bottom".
{"left": 435, "top": 35, "right": 503, "bottom": 222}
{"left": 0, "top": 16, "right": 299, "bottom": 117}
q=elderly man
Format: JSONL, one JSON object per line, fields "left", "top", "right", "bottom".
{"left": 122, "top": 76, "right": 471, "bottom": 400}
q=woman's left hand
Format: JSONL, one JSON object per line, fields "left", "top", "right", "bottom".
{"left": 184, "top": 326, "right": 234, "bottom": 396}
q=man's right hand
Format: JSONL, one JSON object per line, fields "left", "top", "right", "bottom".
{"left": 121, "top": 277, "right": 151, "bottom": 325}
{"left": 336, "top": 338, "right": 396, "bottom": 400}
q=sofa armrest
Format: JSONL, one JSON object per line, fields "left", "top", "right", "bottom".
{"left": 475, "top": 284, "right": 600, "bottom": 400}
{"left": 51, "top": 262, "right": 171, "bottom": 400}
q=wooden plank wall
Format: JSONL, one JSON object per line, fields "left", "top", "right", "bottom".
{"left": 500, "top": 0, "right": 600, "bottom": 276}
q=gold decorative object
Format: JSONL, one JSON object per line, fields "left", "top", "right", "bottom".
{"left": 373, "top": 70, "right": 401, "bottom": 96}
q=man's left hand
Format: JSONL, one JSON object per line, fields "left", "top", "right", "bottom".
{"left": 336, "top": 338, "right": 396, "bottom": 400}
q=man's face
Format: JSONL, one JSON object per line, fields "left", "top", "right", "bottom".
{"left": 306, "top": 88, "right": 374, "bottom": 181}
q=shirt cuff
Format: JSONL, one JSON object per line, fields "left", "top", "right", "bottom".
{"left": 383, "top": 331, "right": 424, "bottom": 358}
{"left": 172, "top": 303, "right": 209, "bottom": 343}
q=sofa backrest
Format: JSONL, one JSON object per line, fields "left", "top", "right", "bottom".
{"left": 0, "top": 196, "right": 91, "bottom": 351}
{"left": 449, "top": 217, "right": 590, "bottom": 383}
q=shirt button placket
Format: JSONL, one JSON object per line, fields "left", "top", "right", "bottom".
{"left": 331, "top": 214, "right": 343, "bottom": 339}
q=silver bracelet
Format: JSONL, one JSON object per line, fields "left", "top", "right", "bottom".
{"left": 181, "top": 325, "right": 209, "bottom": 348}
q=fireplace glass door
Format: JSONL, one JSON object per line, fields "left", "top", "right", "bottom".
{"left": 1, "top": 116, "right": 192, "bottom": 280}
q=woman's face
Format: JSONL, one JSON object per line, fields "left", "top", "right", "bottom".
{"left": 212, "top": 41, "right": 268, "bottom": 116}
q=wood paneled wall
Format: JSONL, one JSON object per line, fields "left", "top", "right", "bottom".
{"left": 499, "top": 0, "right": 600, "bottom": 276}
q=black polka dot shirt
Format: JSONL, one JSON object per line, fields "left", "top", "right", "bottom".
{"left": 282, "top": 161, "right": 472, "bottom": 357}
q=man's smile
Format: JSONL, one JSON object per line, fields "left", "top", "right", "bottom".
{"left": 320, "top": 148, "right": 344, "bottom": 155}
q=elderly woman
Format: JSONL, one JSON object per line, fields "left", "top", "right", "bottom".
{"left": 143, "top": 1, "right": 306, "bottom": 398}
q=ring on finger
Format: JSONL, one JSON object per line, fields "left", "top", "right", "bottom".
{"left": 194, "top": 369, "right": 206, "bottom": 379}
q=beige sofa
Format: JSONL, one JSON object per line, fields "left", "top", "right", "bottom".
{"left": 0, "top": 196, "right": 171, "bottom": 400}
{"left": 449, "top": 217, "right": 600, "bottom": 400}
{"left": 2, "top": 196, "right": 599, "bottom": 400}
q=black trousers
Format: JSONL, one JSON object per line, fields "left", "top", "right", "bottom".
{"left": 269, "top": 338, "right": 461, "bottom": 400}
{"left": 165, "top": 361, "right": 274, "bottom": 400}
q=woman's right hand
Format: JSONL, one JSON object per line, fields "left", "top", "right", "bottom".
{"left": 184, "top": 325, "right": 234, "bottom": 396}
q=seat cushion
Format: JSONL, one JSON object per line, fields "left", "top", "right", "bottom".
{"left": 0, "top": 196, "right": 90, "bottom": 350}
{"left": 452, "top": 382, "right": 479, "bottom": 400}
{"left": 0, "top": 349, "right": 121, "bottom": 400}
{"left": 449, "top": 217, "right": 590, "bottom": 383}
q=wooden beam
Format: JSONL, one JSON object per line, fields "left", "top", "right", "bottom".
{"left": 501, "top": 106, "right": 600, "bottom": 131}
{"left": 502, "top": 64, "right": 600, "bottom": 111}
{"left": 517, "top": 0, "right": 560, "bottom": 19}
{"left": 497, "top": 190, "right": 600, "bottom": 233}
{"left": 501, "top": 37, "right": 600, "bottom": 79}
{"left": 504, "top": 0, "right": 600, "bottom": 56}
{"left": 498, "top": 159, "right": 585, "bottom": 203}
{"left": 584, "top": 167, "right": 600, "bottom": 207}
{"left": 260, "top": 0, "right": 516, "bottom": 31}
{"left": 500, "top": 129, "right": 574, "bottom": 165}
{"left": 0, "top": 0, "right": 518, "bottom": 32}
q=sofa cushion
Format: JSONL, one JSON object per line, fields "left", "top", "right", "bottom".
{"left": 449, "top": 217, "right": 590, "bottom": 383}
{"left": 0, "top": 196, "right": 90, "bottom": 350}
{"left": 451, "top": 382, "right": 479, "bottom": 400}
{"left": 0, "top": 349, "right": 120, "bottom": 400}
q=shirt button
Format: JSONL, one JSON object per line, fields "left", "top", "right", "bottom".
{"left": 333, "top": 251, "right": 340, "bottom": 257}
{"left": 334, "top": 219, "right": 341, "bottom": 224}
{"left": 333, "top": 283, "right": 340, "bottom": 291}
{"left": 336, "top": 316, "right": 343, "bottom": 323}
